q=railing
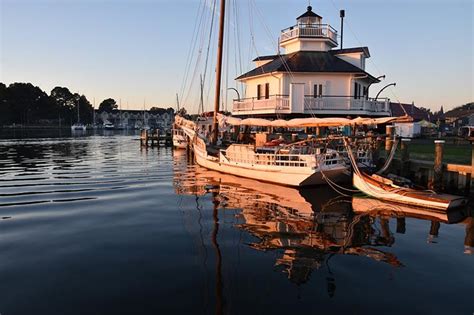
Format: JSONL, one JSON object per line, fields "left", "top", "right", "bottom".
{"left": 223, "top": 146, "right": 344, "bottom": 169}
{"left": 233, "top": 95, "right": 290, "bottom": 112}
{"left": 280, "top": 24, "right": 338, "bottom": 44}
{"left": 232, "top": 95, "right": 390, "bottom": 114}
{"left": 304, "top": 96, "right": 389, "bottom": 113}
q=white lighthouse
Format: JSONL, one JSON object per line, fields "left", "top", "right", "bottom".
{"left": 233, "top": 6, "right": 390, "bottom": 117}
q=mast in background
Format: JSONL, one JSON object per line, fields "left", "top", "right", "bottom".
{"left": 200, "top": 75, "right": 204, "bottom": 115}
{"left": 176, "top": 93, "right": 180, "bottom": 112}
{"left": 211, "top": 0, "right": 226, "bottom": 145}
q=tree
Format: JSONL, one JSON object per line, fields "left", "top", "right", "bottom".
{"left": 3, "top": 83, "right": 50, "bottom": 124}
{"left": 50, "top": 86, "right": 75, "bottom": 124}
{"left": 75, "top": 94, "right": 94, "bottom": 124}
{"left": 98, "top": 98, "right": 118, "bottom": 112}
{"left": 0, "top": 83, "right": 8, "bottom": 124}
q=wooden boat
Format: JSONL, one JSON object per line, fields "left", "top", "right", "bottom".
{"left": 189, "top": 125, "right": 348, "bottom": 187}
{"left": 351, "top": 195, "right": 467, "bottom": 223}
{"left": 353, "top": 171, "right": 467, "bottom": 211}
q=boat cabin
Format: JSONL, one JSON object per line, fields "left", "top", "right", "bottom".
{"left": 233, "top": 6, "right": 390, "bottom": 118}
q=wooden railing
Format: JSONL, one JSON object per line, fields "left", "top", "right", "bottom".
{"left": 280, "top": 24, "right": 338, "bottom": 44}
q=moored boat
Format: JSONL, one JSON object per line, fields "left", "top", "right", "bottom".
{"left": 172, "top": 128, "right": 187, "bottom": 149}
{"left": 352, "top": 171, "right": 467, "bottom": 211}
{"left": 71, "top": 123, "right": 87, "bottom": 131}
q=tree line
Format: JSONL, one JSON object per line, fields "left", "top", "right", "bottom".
{"left": 0, "top": 82, "right": 177, "bottom": 126}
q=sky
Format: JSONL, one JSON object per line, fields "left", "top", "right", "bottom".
{"left": 1, "top": 0, "right": 473, "bottom": 113}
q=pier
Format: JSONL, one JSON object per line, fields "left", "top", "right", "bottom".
{"left": 140, "top": 129, "right": 172, "bottom": 147}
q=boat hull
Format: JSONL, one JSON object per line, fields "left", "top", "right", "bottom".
{"left": 353, "top": 172, "right": 467, "bottom": 210}
{"left": 194, "top": 145, "right": 348, "bottom": 187}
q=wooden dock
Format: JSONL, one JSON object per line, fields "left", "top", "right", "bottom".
{"left": 140, "top": 129, "right": 172, "bottom": 147}
{"left": 383, "top": 136, "right": 474, "bottom": 196}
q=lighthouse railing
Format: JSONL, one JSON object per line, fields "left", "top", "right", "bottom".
{"left": 280, "top": 24, "right": 338, "bottom": 44}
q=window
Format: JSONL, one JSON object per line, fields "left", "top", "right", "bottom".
{"left": 313, "top": 84, "right": 323, "bottom": 98}
{"left": 265, "top": 83, "right": 270, "bottom": 99}
{"left": 354, "top": 82, "right": 359, "bottom": 99}
{"left": 257, "top": 84, "right": 262, "bottom": 100}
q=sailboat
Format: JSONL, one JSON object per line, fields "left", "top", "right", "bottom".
{"left": 176, "top": 0, "right": 346, "bottom": 186}
{"left": 71, "top": 98, "right": 87, "bottom": 131}
{"left": 175, "top": 1, "right": 408, "bottom": 187}
{"left": 172, "top": 93, "right": 187, "bottom": 149}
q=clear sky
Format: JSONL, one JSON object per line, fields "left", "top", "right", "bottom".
{"left": 1, "top": 0, "right": 473, "bottom": 113}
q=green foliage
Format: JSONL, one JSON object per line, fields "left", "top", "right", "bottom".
{"left": 0, "top": 82, "right": 94, "bottom": 125}
{"left": 98, "top": 98, "right": 118, "bottom": 112}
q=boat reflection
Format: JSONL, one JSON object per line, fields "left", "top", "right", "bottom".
{"left": 173, "top": 150, "right": 473, "bottom": 288}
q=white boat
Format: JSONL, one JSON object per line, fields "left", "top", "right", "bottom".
{"left": 178, "top": 118, "right": 349, "bottom": 187}
{"left": 71, "top": 97, "right": 87, "bottom": 131}
{"left": 103, "top": 120, "right": 115, "bottom": 130}
{"left": 71, "top": 123, "right": 87, "bottom": 131}
{"left": 172, "top": 128, "right": 187, "bottom": 149}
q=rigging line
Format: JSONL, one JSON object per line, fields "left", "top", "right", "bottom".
{"left": 328, "top": 0, "right": 401, "bottom": 103}
{"left": 249, "top": 0, "right": 311, "bottom": 119}
{"left": 184, "top": 0, "right": 216, "bottom": 113}
{"left": 202, "top": 0, "right": 218, "bottom": 86}
{"left": 182, "top": 0, "right": 212, "bottom": 112}
{"left": 249, "top": 0, "right": 294, "bottom": 82}
{"left": 233, "top": 0, "right": 244, "bottom": 96}
{"left": 180, "top": 0, "right": 207, "bottom": 103}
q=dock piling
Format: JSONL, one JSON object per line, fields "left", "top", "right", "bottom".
{"left": 429, "top": 140, "right": 445, "bottom": 191}
{"left": 401, "top": 138, "right": 411, "bottom": 177}
{"left": 385, "top": 125, "right": 394, "bottom": 151}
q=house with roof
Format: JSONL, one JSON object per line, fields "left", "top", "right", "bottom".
{"left": 232, "top": 6, "right": 390, "bottom": 118}
{"left": 390, "top": 102, "right": 430, "bottom": 121}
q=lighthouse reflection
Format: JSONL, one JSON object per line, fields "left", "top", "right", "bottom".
{"left": 173, "top": 150, "right": 473, "bottom": 289}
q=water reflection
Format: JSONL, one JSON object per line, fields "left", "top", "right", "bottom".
{"left": 173, "top": 150, "right": 473, "bottom": 290}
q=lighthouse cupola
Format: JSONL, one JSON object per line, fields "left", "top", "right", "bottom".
{"left": 280, "top": 6, "right": 338, "bottom": 54}
{"left": 297, "top": 6, "right": 322, "bottom": 25}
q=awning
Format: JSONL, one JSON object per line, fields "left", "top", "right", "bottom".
{"left": 215, "top": 113, "right": 411, "bottom": 128}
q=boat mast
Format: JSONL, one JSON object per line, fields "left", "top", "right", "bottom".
{"left": 176, "top": 93, "right": 180, "bottom": 112}
{"left": 211, "top": 0, "right": 226, "bottom": 145}
{"left": 77, "top": 96, "right": 80, "bottom": 124}
{"left": 200, "top": 75, "right": 204, "bottom": 115}
{"left": 93, "top": 97, "right": 96, "bottom": 126}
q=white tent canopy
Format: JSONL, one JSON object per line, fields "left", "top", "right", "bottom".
{"left": 216, "top": 113, "right": 410, "bottom": 128}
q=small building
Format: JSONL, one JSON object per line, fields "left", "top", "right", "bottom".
{"left": 390, "top": 102, "right": 430, "bottom": 121}
{"left": 394, "top": 122, "right": 421, "bottom": 138}
{"left": 232, "top": 6, "right": 390, "bottom": 118}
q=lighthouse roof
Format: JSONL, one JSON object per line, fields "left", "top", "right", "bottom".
{"left": 297, "top": 6, "right": 322, "bottom": 20}
{"left": 237, "top": 51, "right": 378, "bottom": 82}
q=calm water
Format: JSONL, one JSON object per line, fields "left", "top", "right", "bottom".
{"left": 0, "top": 132, "right": 473, "bottom": 315}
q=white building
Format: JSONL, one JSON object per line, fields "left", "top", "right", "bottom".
{"left": 233, "top": 6, "right": 390, "bottom": 118}
{"left": 96, "top": 109, "right": 173, "bottom": 129}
